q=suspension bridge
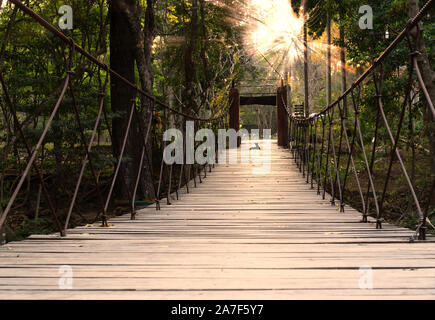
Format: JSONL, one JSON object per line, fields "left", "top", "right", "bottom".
{"left": 0, "top": 0, "right": 434, "bottom": 299}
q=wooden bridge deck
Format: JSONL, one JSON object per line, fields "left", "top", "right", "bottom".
{"left": 1, "top": 140, "right": 435, "bottom": 300}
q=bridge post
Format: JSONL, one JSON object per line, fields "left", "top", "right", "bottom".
{"left": 0, "top": 225, "right": 5, "bottom": 246}
{"left": 277, "top": 86, "right": 289, "bottom": 147}
{"left": 229, "top": 87, "right": 241, "bottom": 148}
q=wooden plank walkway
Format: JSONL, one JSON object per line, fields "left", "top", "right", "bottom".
{"left": 1, "top": 140, "right": 435, "bottom": 300}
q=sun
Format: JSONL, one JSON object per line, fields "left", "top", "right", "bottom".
{"left": 244, "top": 0, "right": 305, "bottom": 66}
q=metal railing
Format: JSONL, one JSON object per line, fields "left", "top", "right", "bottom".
{"left": 0, "top": 0, "right": 227, "bottom": 238}
{"left": 285, "top": 0, "right": 434, "bottom": 242}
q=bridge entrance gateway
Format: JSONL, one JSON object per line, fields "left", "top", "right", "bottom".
{"left": 0, "top": 0, "right": 434, "bottom": 300}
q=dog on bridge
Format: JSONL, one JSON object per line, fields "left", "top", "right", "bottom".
{"left": 250, "top": 143, "right": 261, "bottom": 150}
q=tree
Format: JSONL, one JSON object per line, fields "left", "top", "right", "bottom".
{"left": 293, "top": 0, "right": 349, "bottom": 112}
{"left": 409, "top": 0, "right": 435, "bottom": 175}
{"left": 109, "top": 0, "right": 155, "bottom": 201}
{"left": 303, "top": 0, "right": 310, "bottom": 115}
{"left": 184, "top": 0, "right": 199, "bottom": 114}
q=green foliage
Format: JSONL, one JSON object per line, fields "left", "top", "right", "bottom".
{"left": 153, "top": 0, "right": 245, "bottom": 111}
{"left": 6, "top": 218, "right": 54, "bottom": 242}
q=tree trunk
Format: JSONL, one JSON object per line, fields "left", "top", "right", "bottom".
{"left": 256, "top": 107, "right": 263, "bottom": 136}
{"left": 199, "top": 0, "right": 210, "bottom": 104}
{"left": 184, "top": 0, "right": 199, "bottom": 114}
{"left": 109, "top": 0, "right": 155, "bottom": 201}
{"left": 303, "top": 0, "right": 309, "bottom": 116}
{"left": 139, "top": 0, "right": 156, "bottom": 200}
{"left": 409, "top": 0, "right": 435, "bottom": 176}
{"left": 339, "top": 9, "right": 347, "bottom": 117}
{"left": 326, "top": 10, "right": 332, "bottom": 107}
{"left": 261, "top": 110, "right": 268, "bottom": 130}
